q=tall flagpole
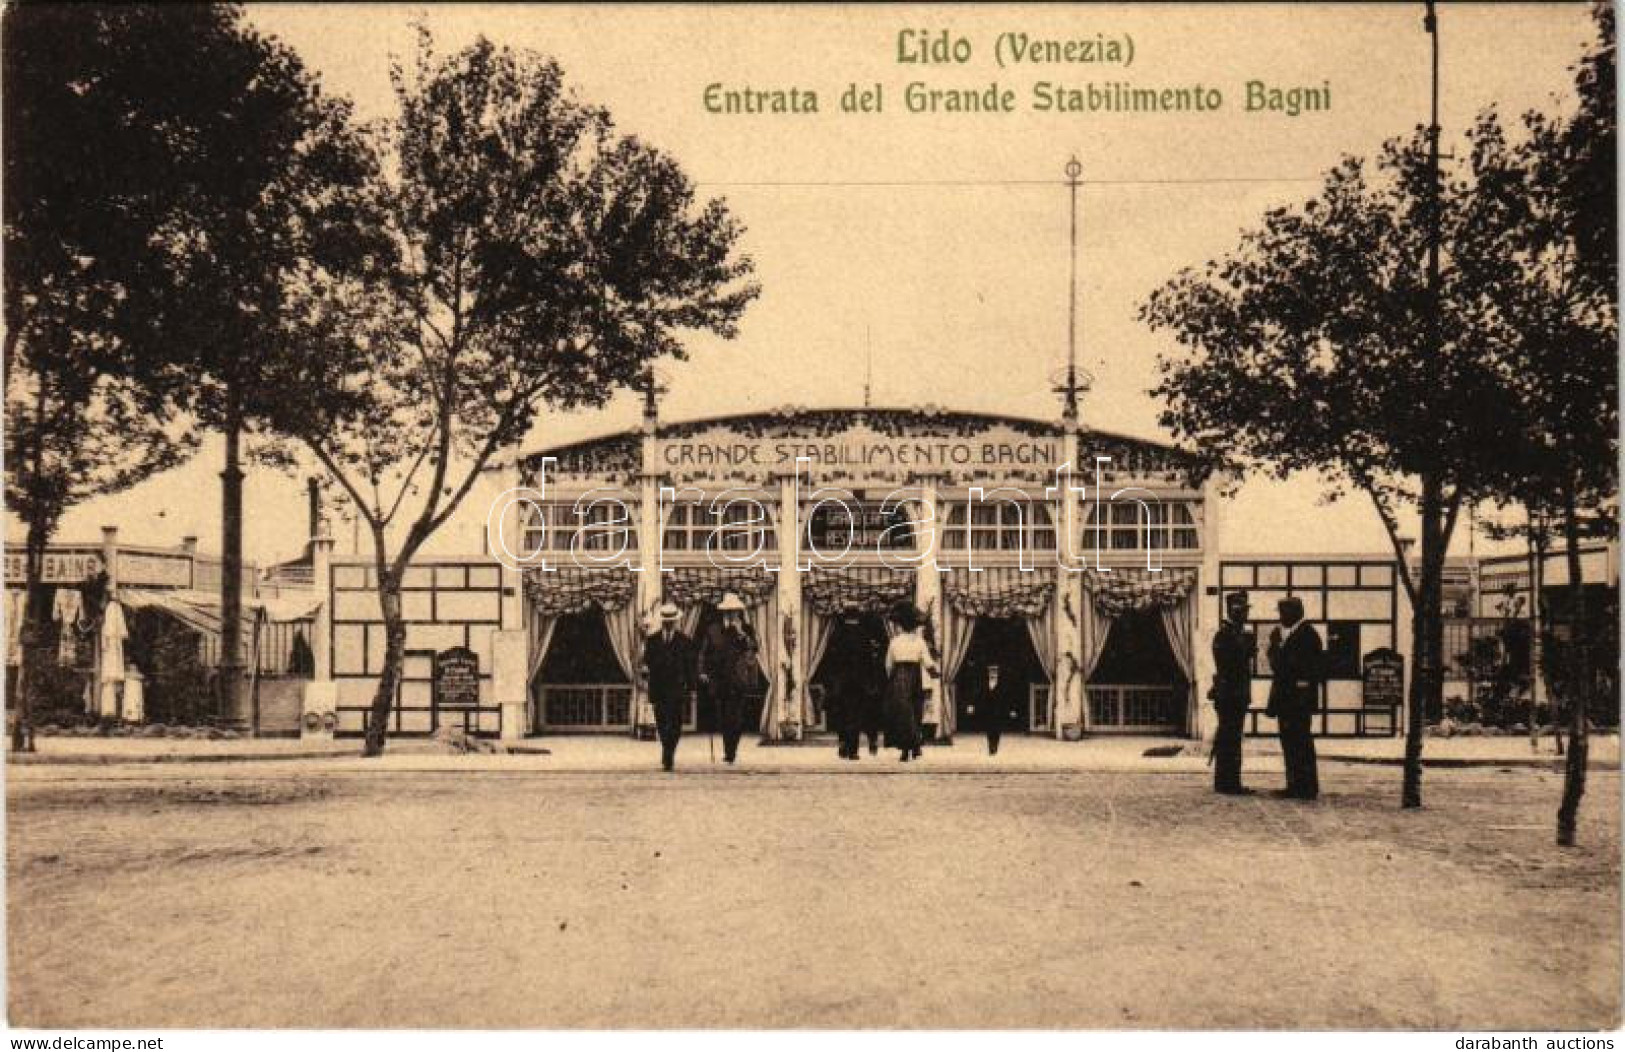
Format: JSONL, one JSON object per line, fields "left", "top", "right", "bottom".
{"left": 1064, "top": 156, "right": 1083, "bottom": 422}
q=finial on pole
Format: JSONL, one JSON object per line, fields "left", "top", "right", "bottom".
{"left": 642, "top": 365, "right": 669, "bottom": 422}
{"left": 864, "top": 325, "right": 873, "bottom": 409}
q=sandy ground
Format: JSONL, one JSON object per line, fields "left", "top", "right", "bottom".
{"left": 7, "top": 760, "right": 1620, "bottom": 1029}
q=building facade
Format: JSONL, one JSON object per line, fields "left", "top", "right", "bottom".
{"left": 302, "top": 403, "right": 1417, "bottom": 744}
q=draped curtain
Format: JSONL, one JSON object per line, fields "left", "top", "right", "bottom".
{"left": 526, "top": 610, "right": 557, "bottom": 694}
{"left": 749, "top": 591, "right": 781, "bottom": 736}
{"left": 937, "top": 603, "right": 976, "bottom": 736}
{"left": 1024, "top": 598, "right": 1057, "bottom": 729}
{"left": 1160, "top": 595, "right": 1198, "bottom": 733}
{"left": 603, "top": 601, "right": 651, "bottom": 729}
{"left": 802, "top": 611, "right": 836, "bottom": 727}
{"left": 1082, "top": 596, "right": 1113, "bottom": 682}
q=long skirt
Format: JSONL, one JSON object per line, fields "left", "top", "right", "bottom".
{"left": 883, "top": 662, "right": 924, "bottom": 752}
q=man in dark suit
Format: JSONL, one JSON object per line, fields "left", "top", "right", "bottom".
{"left": 972, "top": 661, "right": 1020, "bottom": 756}
{"left": 1210, "top": 591, "right": 1257, "bottom": 795}
{"left": 697, "top": 593, "right": 758, "bottom": 765}
{"left": 642, "top": 603, "right": 694, "bottom": 771}
{"left": 1266, "top": 596, "right": 1322, "bottom": 800}
{"left": 824, "top": 614, "right": 868, "bottom": 760}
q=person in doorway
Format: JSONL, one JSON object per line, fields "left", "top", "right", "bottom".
{"left": 642, "top": 603, "right": 695, "bottom": 772}
{"left": 697, "top": 592, "right": 758, "bottom": 765}
{"left": 1209, "top": 590, "right": 1256, "bottom": 795}
{"left": 974, "top": 661, "right": 1019, "bottom": 756}
{"left": 859, "top": 632, "right": 886, "bottom": 755}
{"left": 883, "top": 602, "right": 937, "bottom": 762}
{"left": 825, "top": 613, "right": 867, "bottom": 760}
{"left": 1265, "top": 596, "right": 1322, "bottom": 800}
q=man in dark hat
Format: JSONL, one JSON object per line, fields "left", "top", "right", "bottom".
{"left": 642, "top": 603, "right": 694, "bottom": 771}
{"left": 1209, "top": 590, "right": 1256, "bottom": 794}
{"left": 1265, "top": 596, "right": 1322, "bottom": 800}
{"left": 697, "top": 592, "right": 758, "bottom": 765}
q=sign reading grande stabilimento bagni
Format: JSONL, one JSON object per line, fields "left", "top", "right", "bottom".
{"left": 654, "top": 433, "right": 1061, "bottom": 472}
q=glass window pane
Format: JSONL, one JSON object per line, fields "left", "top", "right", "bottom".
{"left": 1327, "top": 565, "right": 1359, "bottom": 587}
{"left": 1256, "top": 565, "right": 1287, "bottom": 587}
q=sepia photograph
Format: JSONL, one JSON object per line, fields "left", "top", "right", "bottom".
{"left": 1, "top": 1, "right": 1619, "bottom": 1039}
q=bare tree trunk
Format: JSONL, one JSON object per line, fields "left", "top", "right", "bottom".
{"left": 219, "top": 394, "right": 245, "bottom": 729}
{"left": 1525, "top": 516, "right": 1546, "bottom": 754}
{"left": 1555, "top": 485, "right": 1589, "bottom": 847}
{"left": 363, "top": 565, "right": 406, "bottom": 758}
{"left": 1402, "top": 473, "right": 1443, "bottom": 809}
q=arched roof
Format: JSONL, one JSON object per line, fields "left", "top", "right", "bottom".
{"left": 515, "top": 406, "right": 1199, "bottom": 480}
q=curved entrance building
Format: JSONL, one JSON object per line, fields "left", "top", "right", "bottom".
{"left": 302, "top": 403, "right": 1411, "bottom": 745}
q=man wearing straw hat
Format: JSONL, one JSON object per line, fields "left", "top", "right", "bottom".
{"left": 697, "top": 592, "right": 758, "bottom": 765}
{"left": 643, "top": 602, "right": 695, "bottom": 771}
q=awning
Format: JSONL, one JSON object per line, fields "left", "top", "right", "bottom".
{"left": 117, "top": 588, "right": 321, "bottom": 637}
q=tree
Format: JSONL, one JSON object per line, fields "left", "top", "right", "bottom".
{"left": 1139, "top": 125, "right": 1517, "bottom": 809}
{"left": 279, "top": 34, "right": 758, "bottom": 756}
{"left": 1473, "top": 2, "right": 1616, "bottom": 846}
{"left": 121, "top": 6, "right": 387, "bottom": 732}
{"left": 2, "top": 5, "right": 226, "bottom": 748}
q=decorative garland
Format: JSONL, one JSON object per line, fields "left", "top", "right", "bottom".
{"left": 661, "top": 566, "right": 776, "bottom": 609}
{"left": 523, "top": 567, "right": 636, "bottom": 616}
{"left": 1084, "top": 567, "right": 1196, "bottom": 617}
{"left": 944, "top": 567, "right": 1056, "bottom": 619}
{"left": 802, "top": 566, "right": 916, "bottom": 617}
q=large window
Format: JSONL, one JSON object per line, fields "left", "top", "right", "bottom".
{"left": 1083, "top": 500, "right": 1199, "bottom": 551}
{"left": 661, "top": 501, "right": 775, "bottom": 554}
{"left": 522, "top": 501, "right": 637, "bottom": 556}
{"left": 803, "top": 501, "right": 917, "bottom": 554}
{"left": 941, "top": 501, "right": 1056, "bottom": 552}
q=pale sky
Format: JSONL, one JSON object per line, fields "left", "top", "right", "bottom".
{"left": 38, "top": 3, "right": 1599, "bottom": 565}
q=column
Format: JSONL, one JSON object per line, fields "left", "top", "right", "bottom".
{"left": 100, "top": 526, "right": 119, "bottom": 590}
{"left": 1194, "top": 478, "right": 1223, "bottom": 741}
{"left": 302, "top": 529, "right": 337, "bottom": 739}
{"left": 633, "top": 420, "right": 663, "bottom": 739}
{"left": 98, "top": 526, "right": 120, "bottom": 719}
{"left": 491, "top": 463, "right": 527, "bottom": 741}
{"left": 775, "top": 470, "right": 803, "bottom": 740}
{"left": 1054, "top": 433, "right": 1087, "bottom": 740}
{"left": 913, "top": 476, "right": 945, "bottom": 739}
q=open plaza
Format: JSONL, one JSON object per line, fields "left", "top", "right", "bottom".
{"left": 6, "top": 745, "right": 1619, "bottom": 1029}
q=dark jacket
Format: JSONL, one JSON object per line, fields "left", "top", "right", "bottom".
{"left": 697, "top": 619, "right": 759, "bottom": 695}
{"left": 643, "top": 628, "right": 695, "bottom": 708}
{"left": 1266, "top": 620, "right": 1323, "bottom": 718}
{"left": 971, "top": 667, "right": 1022, "bottom": 732}
{"left": 1209, "top": 620, "right": 1254, "bottom": 715}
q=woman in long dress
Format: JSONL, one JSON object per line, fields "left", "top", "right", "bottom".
{"left": 883, "top": 603, "right": 937, "bottom": 763}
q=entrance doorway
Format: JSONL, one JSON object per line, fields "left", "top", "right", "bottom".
{"left": 811, "top": 612, "right": 888, "bottom": 731}
{"left": 532, "top": 611, "right": 631, "bottom": 732}
{"left": 1087, "top": 608, "right": 1188, "bottom": 733}
{"left": 954, "top": 617, "right": 1047, "bottom": 733}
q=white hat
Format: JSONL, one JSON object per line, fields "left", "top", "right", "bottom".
{"left": 717, "top": 592, "right": 746, "bottom": 612}
{"left": 658, "top": 602, "right": 681, "bottom": 622}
